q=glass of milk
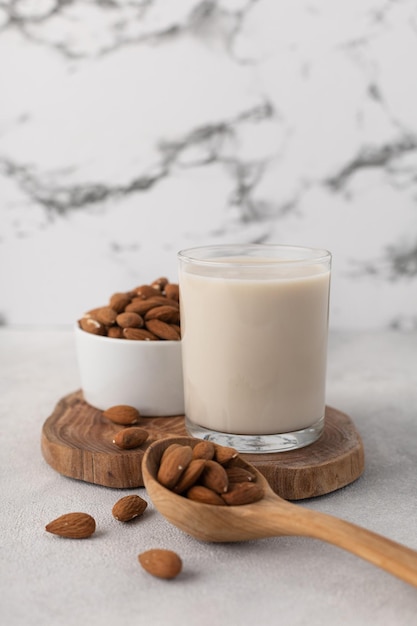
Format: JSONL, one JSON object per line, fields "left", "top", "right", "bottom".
{"left": 177, "top": 244, "right": 332, "bottom": 453}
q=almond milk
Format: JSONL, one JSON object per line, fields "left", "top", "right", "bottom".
{"left": 178, "top": 249, "right": 331, "bottom": 441}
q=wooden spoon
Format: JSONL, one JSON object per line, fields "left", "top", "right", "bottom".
{"left": 142, "top": 436, "right": 417, "bottom": 588}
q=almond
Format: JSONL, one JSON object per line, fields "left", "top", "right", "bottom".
{"left": 200, "top": 460, "right": 229, "bottom": 494}
{"left": 95, "top": 306, "right": 118, "bottom": 326}
{"left": 78, "top": 317, "right": 106, "bottom": 335}
{"left": 145, "top": 319, "right": 181, "bottom": 341}
{"left": 226, "top": 466, "right": 256, "bottom": 483}
{"left": 116, "top": 311, "right": 144, "bottom": 329}
{"left": 145, "top": 305, "right": 180, "bottom": 324}
{"left": 112, "top": 495, "right": 147, "bottom": 521}
{"left": 107, "top": 326, "right": 124, "bottom": 338}
{"left": 192, "top": 440, "right": 215, "bottom": 461}
{"left": 160, "top": 442, "right": 182, "bottom": 461}
{"left": 186, "top": 485, "right": 226, "bottom": 506}
{"left": 164, "top": 283, "right": 180, "bottom": 302}
{"left": 113, "top": 427, "right": 148, "bottom": 449}
{"left": 214, "top": 444, "right": 239, "bottom": 465}
{"left": 159, "top": 443, "right": 184, "bottom": 469}
{"left": 45, "top": 512, "right": 96, "bottom": 538}
{"left": 109, "top": 292, "right": 131, "bottom": 313}
{"left": 221, "top": 481, "right": 264, "bottom": 506}
{"left": 151, "top": 277, "right": 169, "bottom": 291}
{"left": 173, "top": 458, "right": 206, "bottom": 493}
{"left": 83, "top": 307, "right": 103, "bottom": 320}
{"left": 161, "top": 297, "right": 180, "bottom": 310}
{"left": 125, "top": 296, "right": 170, "bottom": 315}
{"left": 131, "top": 285, "right": 160, "bottom": 299}
{"left": 103, "top": 405, "right": 140, "bottom": 425}
{"left": 157, "top": 445, "right": 193, "bottom": 489}
{"left": 138, "top": 549, "right": 182, "bottom": 579}
{"left": 169, "top": 324, "right": 181, "bottom": 338}
{"left": 123, "top": 327, "right": 158, "bottom": 341}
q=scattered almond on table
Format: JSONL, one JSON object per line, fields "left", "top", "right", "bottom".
{"left": 138, "top": 548, "right": 183, "bottom": 579}
{"left": 44, "top": 400, "right": 264, "bottom": 582}
{"left": 77, "top": 277, "right": 181, "bottom": 340}
{"left": 45, "top": 512, "right": 96, "bottom": 539}
{"left": 112, "top": 495, "right": 148, "bottom": 522}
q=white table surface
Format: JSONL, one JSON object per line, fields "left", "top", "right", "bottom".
{"left": 1, "top": 327, "right": 417, "bottom": 626}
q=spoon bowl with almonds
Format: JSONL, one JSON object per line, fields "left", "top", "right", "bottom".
{"left": 142, "top": 436, "right": 417, "bottom": 589}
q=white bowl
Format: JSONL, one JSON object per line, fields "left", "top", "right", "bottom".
{"left": 74, "top": 325, "right": 184, "bottom": 416}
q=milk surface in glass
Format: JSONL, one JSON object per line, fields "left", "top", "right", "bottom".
{"left": 179, "top": 252, "right": 330, "bottom": 438}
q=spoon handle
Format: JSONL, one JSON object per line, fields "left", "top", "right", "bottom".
{"left": 272, "top": 502, "right": 417, "bottom": 588}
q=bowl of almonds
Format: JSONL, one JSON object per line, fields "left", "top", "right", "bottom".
{"left": 75, "top": 277, "right": 184, "bottom": 416}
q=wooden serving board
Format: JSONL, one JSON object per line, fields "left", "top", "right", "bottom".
{"left": 41, "top": 390, "right": 365, "bottom": 500}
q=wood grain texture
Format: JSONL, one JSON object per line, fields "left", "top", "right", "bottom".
{"left": 41, "top": 390, "right": 365, "bottom": 499}
{"left": 142, "top": 438, "right": 417, "bottom": 589}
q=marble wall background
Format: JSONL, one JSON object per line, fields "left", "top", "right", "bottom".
{"left": 1, "top": 0, "right": 416, "bottom": 330}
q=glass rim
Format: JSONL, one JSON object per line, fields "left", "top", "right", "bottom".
{"left": 177, "top": 243, "right": 331, "bottom": 268}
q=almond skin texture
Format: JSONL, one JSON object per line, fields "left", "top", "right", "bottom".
{"left": 95, "top": 306, "right": 118, "bottom": 326}
{"left": 173, "top": 458, "right": 206, "bottom": 493}
{"left": 221, "top": 481, "right": 264, "bottom": 506}
{"left": 200, "top": 460, "right": 229, "bottom": 494}
{"left": 45, "top": 512, "right": 96, "bottom": 538}
{"left": 112, "top": 495, "right": 147, "bottom": 521}
{"left": 160, "top": 297, "right": 180, "bottom": 310}
{"left": 151, "top": 276, "right": 169, "bottom": 291}
{"left": 145, "top": 305, "right": 180, "bottom": 324}
{"left": 226, "top": 466, "right": 256, "bottom": 483}
{"left": 78, "top": 317, "right": 106, "bottom": 336}
{"left": 186, "top": 485, "right": 226, "bottom": 506}
{"left": 214, "top": 444, "right": 239, "bottom": 465}
{"left": 164, "top": 283, "right": 180, "bottom": 302}
{"left": 192, "top": 440, "right": 215, "bottom": 461}
{"left": 160, "top": 442, "right": 182, "bottom": 461}
{"left": 132, "top": 285, "right": 160, "bottom": 299}
{"left": 157, "top": 445, "right": 193, "bottom": 489}
{"left": 107, "top": 326, "right": 124, "bottom": 338}
{"left": 145, "top": 319, "right": 181, "bottom": 341}
{"left": 123, "top": 327, "right": 158, "bottom": 341}
{"left": 83, "top": 307, "right": 103, "bottom": 320}
{"left": 113, "top": 427, "right": 148, "bottom": 449}
{"left": 109, "top": 292, "right": 131, "bottom": 313}
{"left": 138, "top": 549, "right": 182, "bottom": 579}
{"left": 125, "top": 296, "right": 170, "bottom": 315}
{"left": 168, "top": 324, "right": 181, "bottom": 339}
{"left": 116, "top": 311, "right": 144, "bottom": 329}
{"left": 103, "top": 405, "right": 140, "bottom": 425}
